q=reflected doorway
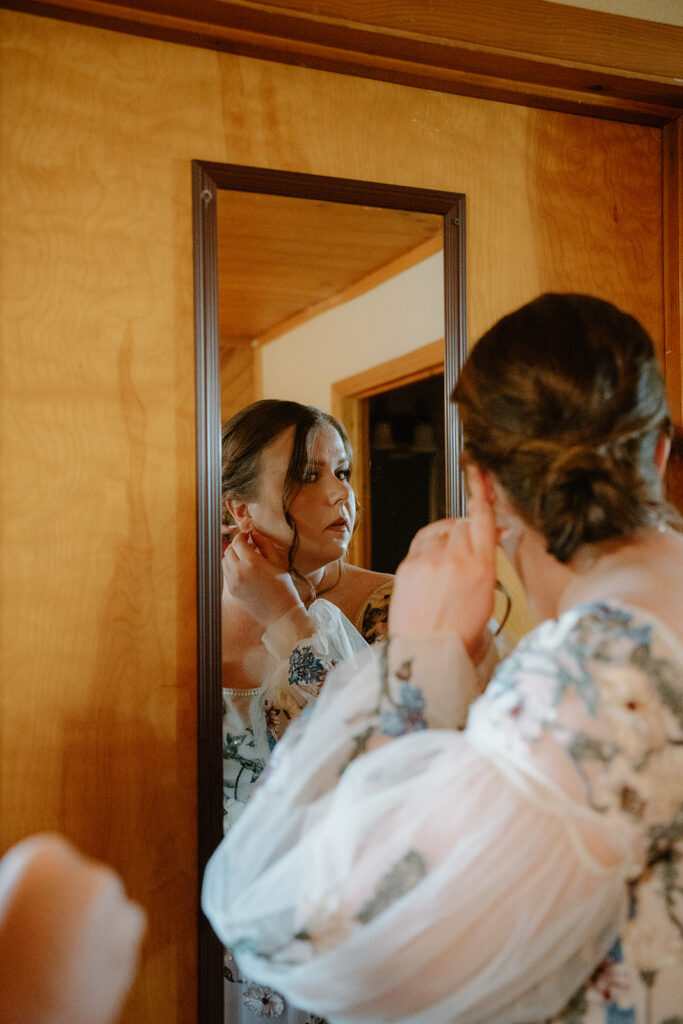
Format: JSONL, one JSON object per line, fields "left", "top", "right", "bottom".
{"left": 369, "top": 373, "right": 445, "bottom": 573}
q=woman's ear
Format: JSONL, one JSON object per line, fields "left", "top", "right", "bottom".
{"left": 226, "top": 499, "right": 252, "bottom": 531}
{"left": 481, "top": 471, "right": 498, "bottom": 507}
{"left": 654, "top": 433, "right": 671, "bottom": 477}
{"left": 466, "top": 464, "right": 499, "bottom": 508}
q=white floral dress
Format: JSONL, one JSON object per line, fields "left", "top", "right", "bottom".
{"left": 222, "top": 583, "right": 394, "bottom": 1023}
{"left": 205, "top": 601, "right": 683, "bottom": 1024}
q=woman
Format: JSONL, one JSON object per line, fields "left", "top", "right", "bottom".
{"left": 204, "top": 295, "right": 683, "bottom": 1024}
{"left": 221, "top": 400, "right": 396, "bottom": 809}
{"left": 221, "top": 400, "right": 394, "bottom": 1022}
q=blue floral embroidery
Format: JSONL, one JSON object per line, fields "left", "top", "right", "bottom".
{"left": 223, "top": 730, "right": 266, "bottom": 799}
{"left": 288, "top": 645, "right": 326, "bottom": 686}
{"left": 356, "top": 850, "right": 427, "bottom": 923}
{"left": 605, "top": 1005, "right": 635, "bottom": 1024}
{"left": 602, "top": 939, "right": 636, "bottom": 1024}
{"left": 380, "top": 682, "right": 428, "bottom": 736}
{"left": 489, "top": 602, "right": 683, "bottom": 1023}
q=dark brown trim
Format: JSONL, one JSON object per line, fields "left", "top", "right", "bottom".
{"left": 443, "top": 198, "right": 468, "bottom": 518}
{"left": 662, "top": 116, "right": 682, "bottom": 511}
{"left": 192, "top": 161, "right": 465, "bottom": 1023}
{"left": 192, "top": 161, "right": 224, "bottom": 1024}
{"left": 199, "top": 161, "right": 465, "bottom": 214}
{"left": 662, "top": 117, "right": 682, "bottom": 430}
{"left": 6, "top": 0, "right": 683, "bottom": 126}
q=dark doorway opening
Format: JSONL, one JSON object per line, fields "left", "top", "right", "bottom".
{"left": 368, "top": 374, "right": 445, "bottom": 573}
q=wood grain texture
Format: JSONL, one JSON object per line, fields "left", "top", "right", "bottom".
{"left": 257, "top": 234, "right": 443, "bottom": 346}
{"left": 220, "top": 345, "right": 260, "bottom": 423}
{"left": 4, "top": 0, "right": 683, "bottom": 123}
{"left": 0, "top": 8, "right": 677, "bottom": 1023}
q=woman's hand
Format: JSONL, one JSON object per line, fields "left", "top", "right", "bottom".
{"left": 0, "top": 834, "right": 145, "bottom": 1024}
{"left": 222, "top": 527, "right": 303, "bottom": 629}
{"left": 389, "top": 466, "right": 497, "bottom": 662}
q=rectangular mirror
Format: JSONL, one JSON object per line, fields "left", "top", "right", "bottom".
{"left": 192, "top": 161, "right": 465, "bottom": 1023}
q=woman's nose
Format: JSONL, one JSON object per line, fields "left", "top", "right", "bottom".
{"left": 325, "top": 473, "right": 349, "bottom": 502}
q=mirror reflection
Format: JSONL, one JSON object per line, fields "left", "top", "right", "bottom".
{"left": 216, "top": 188, "right": 446, "bottom": 1023}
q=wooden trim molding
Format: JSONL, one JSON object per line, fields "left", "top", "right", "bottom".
{"left": 6, "top": 0, "right": 683, "bottom": 125}
{"left": 662, "top": 116, "right": 682, "bottom": 511}
{"left": 332, "top": 339, "right": 446, "bottom": 567}
{"left": 663, "top": 116, "right": 682, "bottom": 430}
{"left": 332, "top": 338, "right": 445, "bottom": 403}
{"left": 192, "top": 161, "right": 225, "bottom": 1024}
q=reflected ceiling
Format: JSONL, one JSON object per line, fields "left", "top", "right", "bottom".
{"left": 216, "top": 191, "right": 443, "bottom": 350}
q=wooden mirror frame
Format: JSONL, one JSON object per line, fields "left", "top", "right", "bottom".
{"left": 192, "top": 160, "right": 466, "bottom": 1024}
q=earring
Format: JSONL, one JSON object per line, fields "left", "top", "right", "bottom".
{"left": 493, "top": 579, "right": 512, "bottom": 637}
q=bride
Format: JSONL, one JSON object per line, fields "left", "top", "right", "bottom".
{"left": 205, "top": 294, "right": 683, "bottom": 1024}
{"left": 220, "top": 399, "right": 396, "bottom": 818}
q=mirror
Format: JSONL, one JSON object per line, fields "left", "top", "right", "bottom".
{"left": 192, "top": 162, "right": 466, "bottom": 1023}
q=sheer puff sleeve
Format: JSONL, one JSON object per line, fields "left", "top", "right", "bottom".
{"left": 204, "top": 602, "right": 683, "bottom": 1024}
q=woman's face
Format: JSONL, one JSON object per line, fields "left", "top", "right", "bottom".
{"left": 247, "top": 423, "right": 356, "bottom": 574}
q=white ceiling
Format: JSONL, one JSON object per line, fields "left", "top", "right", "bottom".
{"left": 542, "top": 0, "right": 683, "bottom": 26}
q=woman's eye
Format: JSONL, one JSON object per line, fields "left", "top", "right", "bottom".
{"left": 337, "top": 468, "right": 351, "bottom": 481}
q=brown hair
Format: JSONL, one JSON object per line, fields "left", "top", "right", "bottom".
{"left": 221, "top": 399, "right": 353, "bottom": 570}
{"left": 453, "top": 293, "right": 677, "bottom": 562}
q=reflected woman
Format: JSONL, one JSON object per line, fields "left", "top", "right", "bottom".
{"left": 221, "top": 399, "right": 394, "bottom": 801}
{"left": 220, "top": 399, "right": 394, "bottom": 1021}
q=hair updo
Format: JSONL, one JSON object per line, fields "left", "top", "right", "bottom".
{"left": 452, "top": 293, "right": 676, "bottom": 563}
{"left": 221, "top": 399, "right": 352, "bottom": 569}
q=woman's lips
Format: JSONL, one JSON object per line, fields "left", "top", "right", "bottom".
{"left": 327, "top": 519, "right": 349, "bottom": 532}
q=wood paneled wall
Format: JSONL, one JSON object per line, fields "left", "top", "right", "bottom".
{"left": 0, "top": 9, "right": 672, "bottom": 1022}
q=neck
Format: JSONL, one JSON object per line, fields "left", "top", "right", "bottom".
{"left": 508, "top": 527, "right": 575, "bottom": 624}
{"left": 557, "top": 525, "right": 673, "bottom": 616}
{"left": 292, "top": 560, "right": 342, "bottom": 607}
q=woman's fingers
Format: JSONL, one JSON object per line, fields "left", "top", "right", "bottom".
{"left": 464, "top": 466, "right": 497, "bottom": 565}
{"left": 391, "top": 496, "right": 497, "bottom": 655}
{"left": 223, "top": 529, "right": 290, "bottom": 582}
{"left": 225, "top": 531, "right": 253, "bottom": 560}
{"left": 222, "top": 524, "right": 238, "bottom": 553}
{"left": 407, "top": 518, "right": 460, "bottom": 557}
{"left": 465, "top": 463, "right": 488, "bottom": 506}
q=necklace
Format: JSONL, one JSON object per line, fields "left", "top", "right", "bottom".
{"left": 297, "top": 559, "right": 343, "bottom": 607}
{"left": 315, "top": 559, "right": 343, "bottom": 599}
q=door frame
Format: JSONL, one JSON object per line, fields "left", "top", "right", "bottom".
{"left": 332, "top": 339, "right": 445, "bottom": 568}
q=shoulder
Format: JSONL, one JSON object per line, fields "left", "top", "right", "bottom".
{"left": 540, "top": 601, "right": 682, "bottom": 673}
{"left": 478, "top": 600, "right": 683, "bottom": 754}
{"left": 330, "top": 565, "right": 394, "bottom": 644}
{"left": 491, "top": 601, "right": 683, "bottom": 694}
{"left": 346, "top": 567, "right": 395, "bottom": 644}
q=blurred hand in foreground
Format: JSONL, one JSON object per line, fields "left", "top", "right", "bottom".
{"left": 0, "top": 833, "right": 146, "bottom": 1024}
